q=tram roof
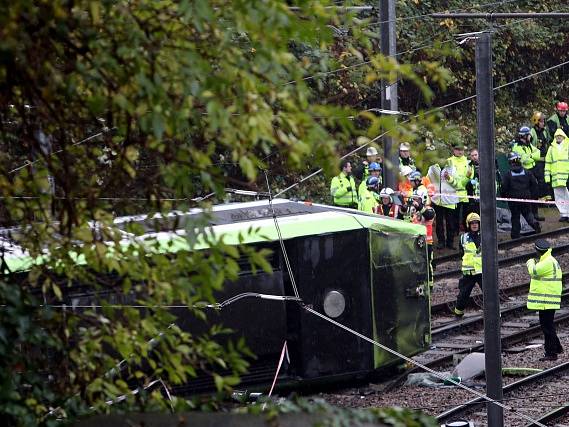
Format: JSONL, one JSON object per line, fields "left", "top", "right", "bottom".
{"left": 2, "top": 199, "right": 425, "bottom": 272}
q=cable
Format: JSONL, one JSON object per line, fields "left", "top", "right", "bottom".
{"left": 263, "top": 170, "right": 300, "bottom": 299}
{"left": 274, "top": 55, "right": 569, "bottom": 199}
{"left": 8, "top": 127, "right": 115, "bottom": 175}
{"left": 364, "top": 0, "right": 526, "bottom": 27}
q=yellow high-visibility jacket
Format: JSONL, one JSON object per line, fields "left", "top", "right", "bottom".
{"left": 526, "top": 249, "right": 562, "bottom": 311}
{"left": 446, "top": 155, "right": 473, "bottom": 203}
{"left": 544, "top": 129, "right": 569, "bottom": 188}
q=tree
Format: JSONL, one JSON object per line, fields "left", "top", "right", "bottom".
{"left": 0, "top": 1, "right": 447, "bottom": 424}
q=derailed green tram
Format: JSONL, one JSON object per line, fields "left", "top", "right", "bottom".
{"left": 4, "top": 199, "right": 431, "bottom": 393}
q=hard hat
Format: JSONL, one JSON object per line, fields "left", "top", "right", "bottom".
{"left": 400, "top": 165, "right": 413, "bottom": 177}
{"left": 408, "top": 171, "right": 422, "bottom": 181}
{"left": 531, "top": 111, "right": 545, "bottom": 125}
{"left": 508, "top": 152, "right": 521, "bottom": 163}
{"left": 412, "top": 188, "right": 428, "bottom": 205}
{"left": 535, "top": 239, "right": 551, "bottom": 251}
{"left": 369, "top": 162, "right": 382, "bottom": 171}
{"left": 366, "top": 147, "right": 379, "bottom": 156}
{"left": 366, "top": 176, "right": 380, "bottom": 187}
{"left": 422, "top": 207, "right": 435, "bottom": 220}
{"left": 518, "top": 126, "right": 531, "bottom": 136}
{"left": 399, "top": 143, "right": 410, "bottom": 151}
{"left": 556, "top": 101, "right": 569, "bottom": 112}
{"left": 466, "top": 212, "right": 481, "bottom": 224}
{"left": 451, "top": 142, "right": 466, "bottom": 149}
{"left": 379, "top": 187, "right": 394, "bottom": 202}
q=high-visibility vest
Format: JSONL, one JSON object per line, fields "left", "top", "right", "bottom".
{"left": 358, "top": 187, "right": 379, "bottom": 213}
{"left": 544, "top": 131, "right": 569, "bottom": 188}
{"left": 446, "top": 156, "right": 473, "bottom": 203}
{"left": 330, "top": 172, "right": 357, "bottom": 207}
{"left": 526, "top": 249, "right": 562, "bottom": 310}
{"left": 412, "top": 210, "right": 434, "bottom": 245}
{"left": 460, "top": 232, "right": 482, "bottom": 275}
{"left": 512, "top": 143, "right": 540, "bottom": 170}
{"left": 358, "top": 178, "right": 381, "bottom": 202}
{"left": 380, "top": 203, "right": 399, "bottom": 218}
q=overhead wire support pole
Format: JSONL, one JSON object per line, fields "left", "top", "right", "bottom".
{"left": 380, "top": 0, "right": 399, "bottom": 190}
{"left": 475, "top": 31, "right": 503, "bottom": 427}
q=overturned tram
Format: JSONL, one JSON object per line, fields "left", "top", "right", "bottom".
{"left": 4, "top": 199, "right": 431, "bottom": 393}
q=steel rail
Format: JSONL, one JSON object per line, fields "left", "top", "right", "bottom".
{"left": 433, "top": 226, "right": 569, "bottom": 264}
{"left": 432, "top": 289, "right": 569, "bottom": 338}
{"left": 431, "top": 275, "right": 569, "bottom": 315}
{"left": 436, "top": 362, "right": 569, "bottom": 423}
{"left": 427, "top": 312, "right": 569, "bottom": 368}
{"left": 523, "top": 404, "right": 569, "bottom": 427}
{"left": 433, "top": 241, "right": 569, "bottom": 280}
{"left": 382, "top": 311, "right": 569, "bottom": 393}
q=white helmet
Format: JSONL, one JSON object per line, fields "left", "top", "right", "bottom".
{"left": 379, "top": 187, "right": 394, "bottom": 203}
{"left": 399, "top": 165, "right": 413, "bottom": 177}
{"left": 412, "top": 188, "right": 428, "bottom": 205}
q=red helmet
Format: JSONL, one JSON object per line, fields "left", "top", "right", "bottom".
{"left": 556, "top": 101, "right": 568, "bottom": 111}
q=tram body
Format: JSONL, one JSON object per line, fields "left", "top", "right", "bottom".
{"left": 3, "top": 199, "right": 431, "bottom": 393}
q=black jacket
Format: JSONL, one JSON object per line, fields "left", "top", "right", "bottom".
{"left": 501, "top": 166, "right": 537, "bottom": 200}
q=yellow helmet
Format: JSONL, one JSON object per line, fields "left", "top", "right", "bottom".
{"left": 466, "top": 212, "right": 481, "bottom": 224}
{"left": 531, "top": 111, "right": 544, "bottom": 126}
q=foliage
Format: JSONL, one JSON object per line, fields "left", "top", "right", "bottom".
{"left": 244, "top": 396, "right": 438, "bottom": 427}
{"left": 0, "top": 0, "right": 449, "bottom": 425}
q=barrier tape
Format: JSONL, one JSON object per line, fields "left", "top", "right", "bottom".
{"left": 413, "top": 192, "right": 562, "bottom": 206}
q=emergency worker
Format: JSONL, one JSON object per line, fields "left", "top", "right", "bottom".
{"left": 526, "top": 239, "right": 564, "bottom": 361}
{"left": 453, "top": 213, "right": 482, "bottom": 317}
{"left": 355, "top": 146, "right": 380, "bottom": 181}
{"left": 501, "top": 152, "right": 541, "bottom": 239}
{"left": 465, "top": 148, "right": 480, "bottom": 216}
{"left": 405, "top": 190, "right": 435, "bottom": 286}
{"left": 378, "top": 187, "right": 402, "bottom": 219}
{"left": 530, "top": 111, "right": 552, "bottom": 200}
{"left": 547, "top": 101, "right": 569, "bottom": 136}
{"left": 330, "top": 159, "right": 357, "bottom": 209}
{"left": 358, "top": 162, "right": 382, "bottom": 200}
{"left": 398, "top": 165, "right": 414, "bottom": 200}
{"left": 443, "top": 143, "right": 473, "bottom": 237}
{"left": 399, "top": 143, "right": 417, "bottom": 171}
{"left": 408, "top": 171, "right": 430, "bottom": 206}
{"left": 512, "top": 126, "right": 542, "bottom": 220}
{"left": 358, "top": 176, "right": 380, "bottom": 214}
{"left": 545, "top": 129, "right": 569, "bottom": 221}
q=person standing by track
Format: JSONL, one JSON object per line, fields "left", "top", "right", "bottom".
{"left": 526, "top": 239, "right": 564, "bottom": 361}
{"left": 453, "top": 213, "right": 482, "bottom": 317}
{"left": 512, "top": 126, "right": 543, "bottom": 221}
{"left": 330, "top": 159, "right": 357, "bottom": 209}
{"left": 501, "top": 152, "right": 541, "bottom": 239}
{"left": 545, "top": 129, "right": 569, "bottom": 221}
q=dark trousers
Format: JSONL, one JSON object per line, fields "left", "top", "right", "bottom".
{"left": 527, "top": 168, "right": 541, "bottom": 218}
{"left": 534, "top": 161, "right": 548, "bottom": 199}
{"left": 509, "top": 201, "right": 539, "bottom": 239}
{"left": 456, "top": 201, "right": 470, "bottom": 232}
{"left": 433, "top": 204, "right": 457, "bottom": 246}
{"left": 456, "top": 273, "right": 482, "bottom": 311}
{"left": 539, "top": 310, "right": 563, "bottom": 356}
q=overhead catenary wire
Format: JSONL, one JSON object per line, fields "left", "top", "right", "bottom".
{"left": 362, "top": 0, "right": 526, "bottom": 27}
{"left": 274, "top": 55, "right": 569, "bottom": 199}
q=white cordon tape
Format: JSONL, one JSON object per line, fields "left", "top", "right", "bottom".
{"left": 428, "top": 192, "right": 560, "bottom": 205}
{"left": 262, "top": 341, "right": 289, "bottom": 410}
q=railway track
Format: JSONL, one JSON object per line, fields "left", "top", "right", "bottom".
{"left": 437, "top": 361, "right": 569, "bottom": 426}
{"left": 431, "top": 274, "right": 569, "bottom": 316}
{"left": 433, "top": 225, "right": 569, "bottom": 265}
{"left": 433, "top": 241, "right": 569, "bottom": 280}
